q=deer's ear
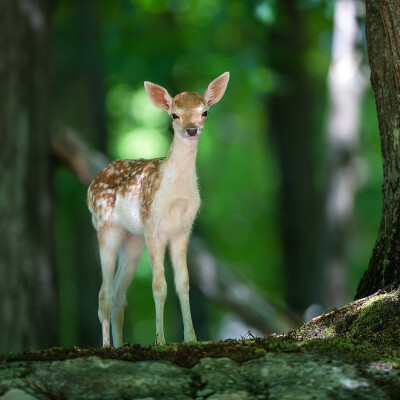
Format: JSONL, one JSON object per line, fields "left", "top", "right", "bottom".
{"left": 144, "top": 82, "right": 172, "bottom": 111}
{"left": 203, "top": 72, "right": 230, "bottom": 106}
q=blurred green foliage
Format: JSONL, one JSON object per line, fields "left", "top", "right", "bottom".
{"left": 52, "top": 0, "right": 380, "bottom": 346}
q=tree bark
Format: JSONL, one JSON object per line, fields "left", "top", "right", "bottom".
{"left": 356, "top": 0, "right": 400, "bottom": 298}
{"left": 0, "top": 0, "right": 58, "bottom": 352}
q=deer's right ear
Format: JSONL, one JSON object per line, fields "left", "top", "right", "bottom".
{"left": 144, "top": 82, "right": 172, "bottom": 111}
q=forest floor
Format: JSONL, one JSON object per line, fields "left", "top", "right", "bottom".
{"left": 1, "top": 286, "right": 399, "bottom": 400}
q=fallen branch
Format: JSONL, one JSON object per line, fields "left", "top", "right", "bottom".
{"left": 51, "top": 122, "right": 109, "bottom": 186}
{"left": 51, "top": 123, "right": 299, "bottom": 334}
{"left": 188, "top": 237, "right": 299, "bottom": 333}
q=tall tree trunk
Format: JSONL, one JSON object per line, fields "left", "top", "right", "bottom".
{"left": 0, "top": 0, "right": 58, "bottom": 352}
{"left": 320, "top": 0, "right": 367, "bottom": 308}
{"left": 52, "top": 0, "right": 108, "bottom": 346}
{"left": 75, "top": 0, "right": 107, "bottom": 347}
{"left": 356, "top": 0, "right": 400, "bottom": 298}
{"left": 268, "top": 0, "right": 320, "bottom": 314}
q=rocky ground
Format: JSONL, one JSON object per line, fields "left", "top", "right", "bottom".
{"left": 1, "top": 287, "right": 399, "bottom": 400}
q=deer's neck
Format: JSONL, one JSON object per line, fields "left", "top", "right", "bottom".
{"left": 164, "top": 132, "right": 199, "bottom": 179}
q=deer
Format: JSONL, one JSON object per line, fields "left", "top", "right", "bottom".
{"left": 87, "top": 72, "right": 230, "bottom": 347}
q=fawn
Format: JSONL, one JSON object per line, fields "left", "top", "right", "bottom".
{"left": 87, "top": 72, "right": 229, "bottom": 347}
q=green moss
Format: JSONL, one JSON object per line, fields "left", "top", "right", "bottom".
{"left": 349, "top": 298, "right": 400, "bottom": 347}
{"left": 286, "top": 287, "right": 400, "bottom": 367}
{"left": 324, "top": 325, "right": 336, "bottom": 338}
{"left": 2, "top": 288, "right": 399, "bottom": 369}
{"left": 0, "top": 335, "right": 398, "bottom": 369}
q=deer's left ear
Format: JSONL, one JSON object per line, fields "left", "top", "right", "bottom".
{"left": 144, "top": 81, "right": 173, "bottom": 111}
{"left": 203, "top": 72, "right": 230, "bottom": 106}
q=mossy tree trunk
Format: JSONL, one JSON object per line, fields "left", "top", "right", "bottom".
{"left": 356, "top": 0, "right": 400, "bottom": 298}
{"left": 0, "top": 0, "right": 58, "bottom": 352}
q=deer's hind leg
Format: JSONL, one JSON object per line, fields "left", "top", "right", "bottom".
{"left": 111, "top": 234, "right": 145, "bottom": 348}
{"left": 98, "top": 224, "right": 126, "bottom": 347}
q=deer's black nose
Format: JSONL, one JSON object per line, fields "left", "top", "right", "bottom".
{"left": 186, "top": 128, "right": 198, "bottom": 136}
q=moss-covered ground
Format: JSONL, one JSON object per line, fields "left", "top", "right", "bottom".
{"left": 1, "top": 286, "right": 399, "bottom": 370}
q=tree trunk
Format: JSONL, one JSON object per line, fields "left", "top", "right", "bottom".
{"left": 0, "top": 0, "right": 58, "bottom": 352}
{"left": 320, "top": 0, "right": 367, "bottom": 308}
{"left": 268, "top": 0, "right": 320, "bottom": 314}
{"left": 356, "top": 0, "right": 400, "bottom": 298}
{"left": 75, "top": 0, "right": 108, "bottom": 347}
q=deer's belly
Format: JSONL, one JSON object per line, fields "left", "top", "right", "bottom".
{"left": 114, "top": 194, "right": 144, "bottom": 234}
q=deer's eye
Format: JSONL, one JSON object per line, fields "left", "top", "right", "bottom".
{"left": 172, "top": 113, "right": 179, "bottom": 120}
{"left": 202, "top": 111, "right": 208, "bottom": 117}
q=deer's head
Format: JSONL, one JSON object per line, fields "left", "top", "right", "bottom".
{"left": 144, "top": 72, "right": 229, "bottom": 140}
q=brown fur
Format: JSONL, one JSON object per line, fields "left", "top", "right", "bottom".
{"left": 87, "top": 158, "right": 164, "bottom": 227}
{"left": 139, "top": 158, "right": 163, "bottom": 222}
{"left": 173, "top": 92, "right": 205, "bottom": 110}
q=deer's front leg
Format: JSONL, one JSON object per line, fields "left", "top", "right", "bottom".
{"left": 146, "top": 235, "right": 167, "bottom": 346}
{"left": 170, "top": 234, "right": 197, "bottom": 342}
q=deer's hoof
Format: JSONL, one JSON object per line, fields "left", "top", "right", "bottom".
{"left": 184, "top": 330, "right": 197, "bottom": 343}
{"left": 155, "top": 334, "right": 166, "bottom": 346}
